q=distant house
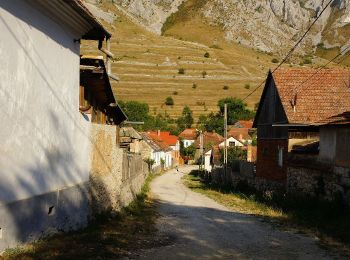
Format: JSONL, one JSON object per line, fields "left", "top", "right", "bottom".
{"left": 233, "top": 120, "right": 253, "bottom": 129}
{"left": 179, "top": 128, "right": 198, "bottom": 148}
{"left": 194, "top": 131, "right": 224, "bottom": 171}
{"left": 140, "top": 133, "right": 164, "bottom": 171}
{"left": 142, "top": 132, "right": 173, "bottom": 169}
{"left": 228, "top": 128, "right": 252, "bottom": 145}
{"left": 253, "top": 68, "right": 350, "bottom": 182}
{"left": 0, "top": 0, "right": 117, "bottom": 250}
{"left": 148, "top": 131, "right": 180, "bottom": 166}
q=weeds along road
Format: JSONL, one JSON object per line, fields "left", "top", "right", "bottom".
{"left": 136, "top": 166, "right": 343, "bottom": 259}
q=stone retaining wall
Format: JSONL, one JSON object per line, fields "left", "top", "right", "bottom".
{"left": 90, "top": 124, "right": 148, "bottom": 215}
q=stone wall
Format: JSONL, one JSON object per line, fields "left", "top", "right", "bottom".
{"left": 287, "top": 164, "right": 350, "bottom": 206}
{"left": 89, "top": 124, "right": 148, "bottom": 215}
{"left": 211, "top": 159, "right": 350, "bottom": 206}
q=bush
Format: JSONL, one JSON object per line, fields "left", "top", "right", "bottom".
{"left": 209, "top": 44, "right": 222, "bottom": 50}
{"left": 202, "top": 71, "right": 207, "bottom": 78}
{"left": 303, "top": 58, "right": 312, "bottom": 64}
{"left": 223, "top": 85, "right": 229, "bottom": 90}
{"left": 244, "top": 83, "right": 250, "bottom": 89}
{"left": 204, "top": 52, "right": 210, "bottom": 58}
{"left": 173, "top": 91, "right": 178, "bottom": 95}
{"left": 192, "top": 83, "right": 197, "bottom": 89}
{"left": 271, "top": 58, "right": 279, "bottom": 63}
{"left": 178, "top": 68, "right": 185, "bottom": 74}
{"left": 165, "top": 96, "right": 174, "bottom": 106}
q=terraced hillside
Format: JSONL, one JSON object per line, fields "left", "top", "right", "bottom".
{"left": 81, "top": 2, "right": 345, "bottom": 120}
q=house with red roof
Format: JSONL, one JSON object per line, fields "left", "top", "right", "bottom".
{"left": 253, "top": 68, "right": 350, "bottom": 182}
{"left": 179, "top": 128, "right": 198, "bottom": 148}
{"left": 148, "top": 131, "right": 180, "bottom": 167}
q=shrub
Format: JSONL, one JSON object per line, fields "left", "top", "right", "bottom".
{"left": 178, "top": 68, "right": 185, "bottom": 74}
{"left": 202, "top": 71, "right": 207, "bottom": 78}
{"left": 303, "top": 58, "right": 312, "bottom": 64}
{"left": 165, "top": 96, "right": 174, "bottom": 106}
{"left": 192, "top": 83, "right": 197, "bottom": 89}
{"left": 223, "top": 85, "right": 229, "bottom": 90}
{"left": 196, "top": 101, "right": 205, "bottom": 106}
{"left": 209, "top": 44, "right": 222, "bottom": 50}
{"left": 245, "top": 83, "right": 250, "bottom": 89}
{"left": 204, "top": 52, "right": 210, "bottom": 58}
{"left": 271, "top": 58, "right": 279, "bottom": 63}
{"left": 173, "top": 91, "right": 178, "bottom": 95}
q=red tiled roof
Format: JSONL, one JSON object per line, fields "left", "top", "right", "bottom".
{"left": 179, "top": 129, "right": 198, "bottom": 140}
{"left": 234, "top": 120, "right": 253, "bottom": 129}
{"left": 148, "top": 131, "right": 178, "bottom": 146}
{"left": 144, "top": 133, "right": 171, "bottom": 151}
{"left": 272, "top": 68, "right": 350, "bottom": 124}
{"left": 228, "top": 128, "right": 251, "bottom": 141}
{"left": 194, "top": 132, "right": 224, "bottom": 149}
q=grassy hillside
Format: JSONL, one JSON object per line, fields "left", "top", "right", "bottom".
{"left": 81, "top": 1, "right": 348, "bottom": 120}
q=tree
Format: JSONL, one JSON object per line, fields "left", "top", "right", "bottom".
{"left": 217, "top": 97, "right": 254, "bottom": 125}
{"left": 144, "top": 158, "right": 155, "bottom": 172}
{"left": 165, "top": 96, "right": 174, "bottom": 106}
{"left": 177, "top": 106, "right": 194, "bottom": 131}
{"left": 201, "top": 112, "right": 224, "bottom": 135}
{"left": 118, "top": 100, "right": 149, "bottom": 122}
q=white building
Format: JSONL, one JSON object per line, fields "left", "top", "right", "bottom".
{"left": 179, "top": 129, "right": 197, "bottom": 148}
{"left": 0, "top": 0, "right": 111, "bottom": 251}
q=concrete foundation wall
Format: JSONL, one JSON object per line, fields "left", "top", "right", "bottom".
{"left": 0, "top": 183, "right": 90, "bottom": 251}
{"left": 90, "top": 124, "right": 148, "bottom": 214}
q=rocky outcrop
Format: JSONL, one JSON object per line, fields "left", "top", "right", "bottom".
{"left": 113, "top": 0, "right": 183, "bottom": 34}
{"left": 89, "top": 0, "right": 350, "bottom": 54}
{"left": 202, "top": 0, "right": 349, "bottom": 53}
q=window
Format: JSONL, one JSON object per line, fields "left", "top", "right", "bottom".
{"left": 262, "top": 147, "right": 268, "bottom": 156}
{"left": 278, "top": 147, "right": 284, "bottom": 167}
{"left": 229, "top": 141, "right": 236, "bottom": 147}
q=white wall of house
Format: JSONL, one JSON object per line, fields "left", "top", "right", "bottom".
{"left": 219, "top": 137, "right": 244, "bottom": 148}
{"left": 0, "top": 1, "right": 91, "bottom": 204}
{"left": 183, "top": 139, "right": 195, "bottom": 148}
{"left": 204, "top": 150, "right": 212, "bottom": 172}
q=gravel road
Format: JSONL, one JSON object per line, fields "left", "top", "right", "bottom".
{"left": 136, "top": 166, "right": 343, "bottom": 259}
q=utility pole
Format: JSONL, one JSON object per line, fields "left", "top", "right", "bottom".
{"left": 200, "top": 130, "right": 204, "bottom": 172}
{"left": 224, "top": 104, "right": 228, "bottom": 174}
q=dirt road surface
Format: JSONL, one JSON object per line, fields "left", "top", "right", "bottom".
{"left": 136, "top": 166, "right": 343, "bottom": 259}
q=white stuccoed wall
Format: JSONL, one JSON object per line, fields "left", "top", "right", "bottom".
{"left": 0, "top": 0, "right": 91, "bottom": 204}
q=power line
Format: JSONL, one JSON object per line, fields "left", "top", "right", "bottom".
{"left": 242, "top": 0, "right": 334, "bottom": 102}
{"left": 292, "top": 44, "right": 350, "bottom": 90}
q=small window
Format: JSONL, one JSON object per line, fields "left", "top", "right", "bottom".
{"left": 229, "top": 141, "right": 236, "bottom": 147}
{"left": 263, "top": 147, "right": 268, "bottom": 156}
{"left": 278, "top": 147, "right": 284, "bottom": 167}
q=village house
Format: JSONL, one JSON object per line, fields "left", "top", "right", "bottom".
{"left": 253, "top": 68, "right": 350, "bottom": 183}
{"left": 148, "top": 131, "right": 180, "bottom": 166}
{"left": 193, "top": 132, "right": 224, "bottom": 172}
{"left": 141, "top": 133, "right": 173, "bottom": 170}
{"left": 179, "top": 128, "right": 198, "bottom": 148}
{"left": 0, "top": 0, "right": 137, "bottom": 251}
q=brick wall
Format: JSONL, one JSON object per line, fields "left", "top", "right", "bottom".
{"left": 256, "top": 139, "right": 288, "bottom": 182}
